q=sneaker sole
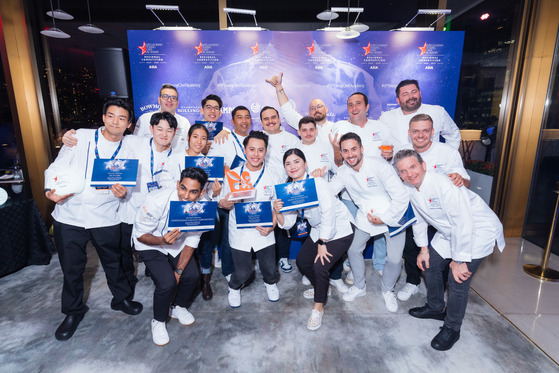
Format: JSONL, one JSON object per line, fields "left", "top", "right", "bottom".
{"left": 343, "top": 292, "right": 366, "bottom": 302}
{"left": 153, "top": 339, "right": 169, "bottom": 346}
{"left": 307, "top": 323, "right": 321, "bottom": 331}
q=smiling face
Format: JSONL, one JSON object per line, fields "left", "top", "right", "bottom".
{"left": 395, "top": 155, "right": 427, "bottom": 188}
{"left": 176, "top": 177, "right": 204, "bottom": 201}
{"left": 347, "top": 94, "right": 369, "bottom": 125}
{"left": 260, "top": 108, "right": 281, "bottom": 134}
{"left": 200, "top": 99, "right": 222, "bottom": 122}
{"left": 409, "top": 119, "right": 434, "bottom": 152}
{"left": 231, "top": 109, "right": 252, "bottom": 136}
{"left": 397, "top": 84, "right": 422, "bottom": 114}
{"left": 102, "top": 105, "right": 131, "bottom": 141}
{"left": 298, "top": 122, "right": 317, "bottom": 145}
{"left": 158, "top": 88, "right": 179, "bottom": 114}
{"left": 284, "top": 153, "right": 307, "bottom": 181}
{"left": 308, "top": 99, "right": 327, "bottom": 123}
{"left": 149, "top": 119, "right": 176, "bottom": 150}
{"left": 340, "top": 138, "right": 364, "bottom": 170}
{"left": 187, "top": 127, "right": 208, "bottom": 156}
{"left": 244, "top": 138, "right": 267, "bottom": 170}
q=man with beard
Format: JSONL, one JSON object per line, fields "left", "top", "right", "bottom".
{"left": 379, "top": 80, "right": 461, "bottom": 152}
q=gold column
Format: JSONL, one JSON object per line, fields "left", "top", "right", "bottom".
{"left": 218, "top": 0, "right": 227, "bottom": 30}
{"left": 0, "top": 0, "right": 52, "bottom": 219}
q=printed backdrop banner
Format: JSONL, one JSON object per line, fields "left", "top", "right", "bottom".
{"left": 127, "top": 31, "right": 464, "bottom": 135}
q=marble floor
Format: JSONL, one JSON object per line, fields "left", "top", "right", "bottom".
{"left": 0, "top": 237, "right": 557, "bottom": 373}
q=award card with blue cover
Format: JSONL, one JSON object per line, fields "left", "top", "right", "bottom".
{"left": 184, "top": 156, "right": 224, "bottom": 181}
{"left": 274, "top": 177, "right": 319, "bottom": 212}
{"left": 168, "top": 200, "right": 218, "bottom": 232}
{"left": 195, "top": 120, "right": 223, "bottom": 141}
{"left": 235, "top": 201, "right": 273, "bottom": 228}
{"left": 90, "top": 159, "right": 139, "bottom": 187}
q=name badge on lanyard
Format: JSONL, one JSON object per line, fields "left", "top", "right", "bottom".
{"left": 297, "top": 209, "right": 308, "bottom": 238}
{"left": 147, "top": 181, "right": 160, "bottom": 192}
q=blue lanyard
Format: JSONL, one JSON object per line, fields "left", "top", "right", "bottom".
{"left": 231, "top": 132, "right": 246, "bottom": 159}
{"left": 150, "top": 138, "right": 172, "bottom": 179}
{"left": 95, "top": 128, "right": 122, "bottom": 160}
{"left": 298, "top": 174, "right": 311, "bottom": 219}
{"left": 240, "top": 163, "right": 266, "bottom": 188}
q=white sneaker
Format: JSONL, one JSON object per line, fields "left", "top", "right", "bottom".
{"left": 279, "top": 258, "right": 292, "bottom": 273}
{"left": 225, "top": 274, "right": 232, "bottom": 282}
{"left": 382, "top": 290, "right": 398, "bottom": 313}
{"left": 265, "top": 283, "right": 280, "bottom": 302}
{"left": 345, "top": 270, "right": 354, "bottom": 285}
{"left": 343, "top": 259, "right": 351, "bottom": 273}
{"left": 307, "top": 309, "right": 324, "bottom": 331}
{"left": 169, "top": 305, "right": 195, "bottom": 325}
{"left": 397, "top": 283, "right": 419, "bottom": 301}
{"left": 151, "top": 319, "right": 169, "bottom": 346}
{"left": 329, "top": 278, "right": 349, "bottom": 293}
{"left": 228, "top": 287, "right": 241, "bottom": 308}
{"left": 342, "top": 285, "right": 366, "bottom": 302}
{"left": 303, "top": 287, "right": 331, "bottom": 299}
{"left": 301, "top": 275, "right": 311, "bottom": 286}
{"left": 374, "top": 268, "right": 384, "bottom": 277}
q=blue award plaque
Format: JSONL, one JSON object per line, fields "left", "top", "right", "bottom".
{"left": 274, "top": 178, "right": 319, "bottom": 212}
{"left": 167, "top": 200, "right": 217, "bottom": 232}
{"left": 184, "top": 156, "right": 224, "bottom": 181}
{"left": 195, "top": 120, "right": 224, "bottom": 140}
{"left": 235, "top": 201, "right": 273, "bottom": 229}
{"left": 90, "top": 158, "right": 139, "bottom": 187}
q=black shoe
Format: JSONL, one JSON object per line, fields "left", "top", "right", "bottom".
{"left": 431, "top": 326, "right": 460, "bottom": 351}
{"left": 111, "top": 299, "right": 143, "bottom": 315}
{"left": 55, "top": 313, "right": 85, "bottom": 341}
{"left": 202, "top": 273, "right": 213, "bottom": 301}
{"left": 409, "top": 304, "right": 446, "bottom": 321}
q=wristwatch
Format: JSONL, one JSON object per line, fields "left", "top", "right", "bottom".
{"left": 175, "top": 268, "right": 184, "bottom": 275}
{"left": 317, "top": 239, "right": 326, "bottom": 245}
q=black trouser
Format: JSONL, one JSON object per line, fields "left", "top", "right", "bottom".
{"left": 53, "top": 221, "right": 133, "bottom": 315}
{"left": 138, "top": 249, "right": 199, "bottom": 322}
{"left": 229, "top": 245, "right": 278, "bottom": 290}
{"left": 296, "top": 233, "right": 354, "bottom": 303}
{"left": 217, "top": 207, "right": 234, "bottom": 277}
{"left": 119, "top": 223, "right": 138, "bottom": 291}
{"left": 403, "top": 226, "right": 449, "bottom": 285}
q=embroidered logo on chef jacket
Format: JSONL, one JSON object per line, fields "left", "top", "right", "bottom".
{"left": 263, "top": 185, "right": 274, "bottom": 198}
{"left": 372, "top": 132, "right": 383, "bottom": 141}
{"left": 320, "top": 153, "right": 329, "bottom": 162}
{"left": 428, "top": 197, "right": 442, "bottom": 209}
{"left": 433, "top": 163, "right": 448, "bottom": 175}
{"left": 280, "top": 145, "right": 289, "bottom": 153}
{"left": 366, "top": 176, "right": 378, "bottom": 188}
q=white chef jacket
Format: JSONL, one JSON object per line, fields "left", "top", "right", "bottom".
{"left": 296, "top": 140, "right": 336, "bottom": 180}
{"left": 265, "top": 128, "right": 301, "bottom": 179}
{"left": 279, "top": 177, "right": 354, "bottom": 242}
{"left": 207, "top": 131, "right": 247, "bottom": 169}
{"left": 329, "top": 157, "right": 409, "bottom": 236}
{"left": 45, "top": 128, "right": 137, "bottom": 229}
{"left": 279, "top": 99, "right": 336, "bottom": 145}
{"left": 409, "top": 171, "right": 505, "bottom": 262}
{"left": 132, "top": 187, "right": 202, "bottom": 258}
{"left": 219, "top": 164, "right": 282, "bottom": 252}
{"left": 134, "top": 111, "right": 190, "bottom": 152}
{"left": 379, "top": 103, "right": 461, "bottom": 150}
{"left": 118, "top": 136, "right": 172, "bottom": 224}
{"left": 395, "top": 142, "right": 469, "bottom": 180}
{"left": 331, "top": 119, "right": 393, "bottom": 160}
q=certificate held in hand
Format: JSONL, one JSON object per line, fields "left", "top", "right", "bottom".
{"left": 235, "top": 201, "right": 273, "bottom": 229}
{"left": 274, "top": 178, "right": 319, "bottom": 212}
{"left": 184, "top": 156, "right": 224, "bottom": 181}
{"left": 167, "top": 200, "right": 218, "bottom": 232}
{"left": 195, "top": 120, "right": 223, "bottom": 141}
{"left": 90, "top": 158, "right": 139, "bottom": 187}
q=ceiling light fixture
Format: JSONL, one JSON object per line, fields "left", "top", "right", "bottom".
{"left": 41, "top": 0, "right": 70, "bottom": 38}
{"left": 223, "top": 7, "right": 267, "bottom": 31}
{"left": 316, "top": 0, "right": 339, "bottom": 21}
{"left": 402, "top": 8, "right": 451, "bottom": 28}
{"left": 335, "top": 2, "right": 361, "bottom": 39}
{"left": 146, "top": 4, "right": 200, "bottom": 30}
{"left": 349, "top": 0, "right": 368, "bottom": 32}
{"left": 79, "top": 0, "right": 104, "bottom": 34}
{"left": 46, "top": 0, "right": 74, "bottom": 20}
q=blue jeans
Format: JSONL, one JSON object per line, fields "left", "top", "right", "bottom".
{"left": 425, "top": 247, "right": 484, "bottom": 332}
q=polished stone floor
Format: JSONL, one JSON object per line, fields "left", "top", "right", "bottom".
{"left": 0, "top": 237, "right": 557, "bottom": 373}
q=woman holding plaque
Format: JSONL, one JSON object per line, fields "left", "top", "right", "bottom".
{"left": 161, "top": 123, "right": 222, "bottom": 300}
{"left": 273, "top": 149, "right": 354, "bottom": 330}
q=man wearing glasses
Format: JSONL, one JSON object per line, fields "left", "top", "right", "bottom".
{"left": 135, "top": 84, "right": 190, "bottom": 151}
